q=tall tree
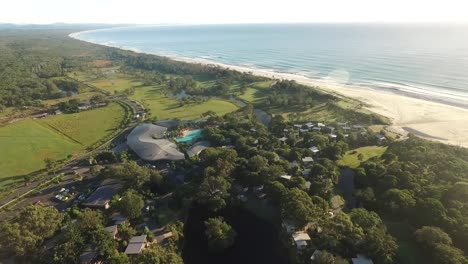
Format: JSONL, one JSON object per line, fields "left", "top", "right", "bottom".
{"left": 204, "top": 217, "right": 237, "bottom": 251}
{"left": 196, "top": 176, "right": 231, "bottom": 211}
{"left": 118, "top": 189, "right": 145, "bottom": 220}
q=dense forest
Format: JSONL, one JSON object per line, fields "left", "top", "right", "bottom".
{"left": 0, "top": 30, "right": 107, "bottom": 107}
{"left": 354, "top": 136, "right": 468, "bottom": 263}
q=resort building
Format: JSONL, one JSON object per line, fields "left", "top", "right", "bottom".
{"left": 82, "top": 181, "right": 123, "bottom": 209}
{"left": 186, "top": 141, "right": 211, "bottom": 157}
{"left": 127, "top": 124, "right": 185, "bottom": 161}
{"left": 292, "top": 231, "right": 311, "bottom": 250}
{"left": 124, "top": 235, "right": 147, "bottom": 255}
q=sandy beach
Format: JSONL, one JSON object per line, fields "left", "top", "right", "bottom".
{"left": 70, "top": 32, "right": 468, "bottom": 148}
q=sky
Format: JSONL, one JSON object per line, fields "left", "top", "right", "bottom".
{"left": 2, "top": 0, "right": 468, "bottom": 24}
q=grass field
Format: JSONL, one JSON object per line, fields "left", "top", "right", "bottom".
{"left": 237, "top": 81, "right": 271, "bottom": 104}
{"left": 0, "top": 120, "right": 81, "bottom": 186}
{"left": 337, "top": 146, "right": 387, "bottom": 168}
{"left": 42, "top": 91, "right": 103, "bottom": 106}
{"left": 38, "top": 103, "right": 125, "bottom": 146}
{"left": 130, "top": 85, "right": 238, "bottom": 120}
{"left": 0, "top": 103, "right": 125, "bottom": 187}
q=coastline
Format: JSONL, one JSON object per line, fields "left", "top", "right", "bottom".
{"left": 69, "top": 30, "right": 468, "bottom": 148}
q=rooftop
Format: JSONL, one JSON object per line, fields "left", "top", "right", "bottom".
{"left": 187, "top": 141, "right": 211, "bottom": 157}
{"left": 125, "top": 235, "right": 147, "bottom": 255}
{"left": 127, "top": 124, "right": 184, "bottom": 161}
{"left": 82, "top": 183, "right": 122, "bottom": 208}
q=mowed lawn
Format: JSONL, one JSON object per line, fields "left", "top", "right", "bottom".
{"left": 0, "top": 120, "right": 80, "bottom": 185}
{"left": 0, "top": 103, "right": 125, "bottom": 186}
{"left": 130, "top": 85, "right": 238, "bottom": 120}
{"left": 337, "top": 146, "right": 387, "bottom": 168}
{"left": 89, "top": 75, "right": 142, "bottom": 93}
{"left": 42, "top": 91, "right": 102, "bottom": 106}
{"left": 38, "top": 103, "right": 125, "bottom": 146}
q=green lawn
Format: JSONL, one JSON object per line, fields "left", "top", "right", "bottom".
{"left": 237, "top": 81, "right": 271, "bottom": 104}
{"left": 130, "top": 85, "right": 238, "bottom": 120}
{"left": 337, "top": 146, "right": 387, "bottom": 168}
{"left": 38, "top": 103, "right": 125, "bottom": 146}
{"left": 0, "top": 103, "right": 125, "bottom": 187}
{"left": 88, "top": 74, "right": 143, "bottom": 93}
{"left": 0, "top": 120, "right": 81, "bottom": 186}
{"left": 42, "top": 91, "right": 102, "bottom": 106}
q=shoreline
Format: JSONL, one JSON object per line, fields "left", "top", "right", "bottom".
{"left": 69, "top": 30, "right": 468, "bottom": 148}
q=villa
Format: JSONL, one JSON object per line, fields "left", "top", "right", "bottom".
{"left": 124, "top": 235, "right": 147, "bottom": 255}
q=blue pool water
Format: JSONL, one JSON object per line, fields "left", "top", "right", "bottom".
{"left": 176, "top": 129, "right": 203, "bottom": 143}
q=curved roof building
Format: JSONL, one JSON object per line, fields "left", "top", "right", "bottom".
{"left": 127, "top": 124, "right": 185, "bottom": 161}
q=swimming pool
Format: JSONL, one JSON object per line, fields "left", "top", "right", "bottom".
{"left": 175, "top": 129, "right": 203, "bottom": 143}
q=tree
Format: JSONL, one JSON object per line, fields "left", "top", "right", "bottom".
{"left": 118, "top": 189, "right": 145, "bottom": 220}
{"left": 383, "top": 188, "right": 416, "bottom": 213}
{"left": 108, "top": 252, "right": 129, "bottom": 264}
{"left": 362, "top": 227, "right": 397, "bottom": 264}
{"left": 204, "top": 217, "right": 237, "bottom": 251}
{"left": 0, "top": 205, "right": 63, "bottom": 257}
{"left": 44, "top": 157, "right": 57, "bottom": 174}
{"left": 118, "top": 222, "right": 136, "bottom": 242}
{"left": 196, "top": 176, "right": 231, "bottom": 211}
{"left": 281, "top": 188, "right": 321, "bottom": 229}
{"left": 311, "top": 250, "right": 335, "bottom": 264}
{"left": 136, "top": 247, "right": 183, "bottom": 264}
{"left": 53, "top": 224, "right": 85, "bottom": 263}
{"left": 415, "top": 198, "right": 447, "bottom": 226}
{"left": 432, "top": 243, "right": 467, "bottom": 264}
{"left": 414, "top": 226, "right": 452, "bottom": 249}
{"left": 91, "top": 227, "right": 117, "bottom": 258}
{"left": 350, "top": 208, "right": 382, "bottom": 230}
{"left": 316, "top": 212, "right": 364, "bottom": 255}
{"left": 78, "top": 209, "right": 104, "bottom": 233}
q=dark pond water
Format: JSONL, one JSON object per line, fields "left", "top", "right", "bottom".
{"left": 183, "top": 205, "right": 290, "bottom": 264}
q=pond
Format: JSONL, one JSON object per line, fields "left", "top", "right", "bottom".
{"left": 183, "top": 205, "right": 290, "bottom": 264}
{"left": 175, "top": 129, "right": 204, "bottom": 143}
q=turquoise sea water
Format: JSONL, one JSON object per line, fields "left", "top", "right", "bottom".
{"left": 74, "top": 24, "right": 468, "bottom": 106}
{"left": 176, "top": 129, "right": 203, "bottom": 143}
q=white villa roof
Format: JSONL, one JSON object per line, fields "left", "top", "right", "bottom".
{"left": 293, "top": 232, "right": 311, "bottom": 242}
{"left": 317, "top": 122, "right": 325, "bottom": 127}
{"left": 302, "top": 157, "right": 314, "bottom": 163}
{"left": 279, "top": 137, "right": 288, "bottom": 141}
{"left": 280, "top": 175, "right": 292, "bottom": 180}
{"left": 309, "top": 146, "right": 320, "bottom": 153}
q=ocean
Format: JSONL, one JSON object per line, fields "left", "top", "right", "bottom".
{"left": 73, "top": 24, "right": 468, "bottom": 106}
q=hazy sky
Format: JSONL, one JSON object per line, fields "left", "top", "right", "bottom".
{"left": 2, "top": 0, "right": 468, "bottom": 24}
